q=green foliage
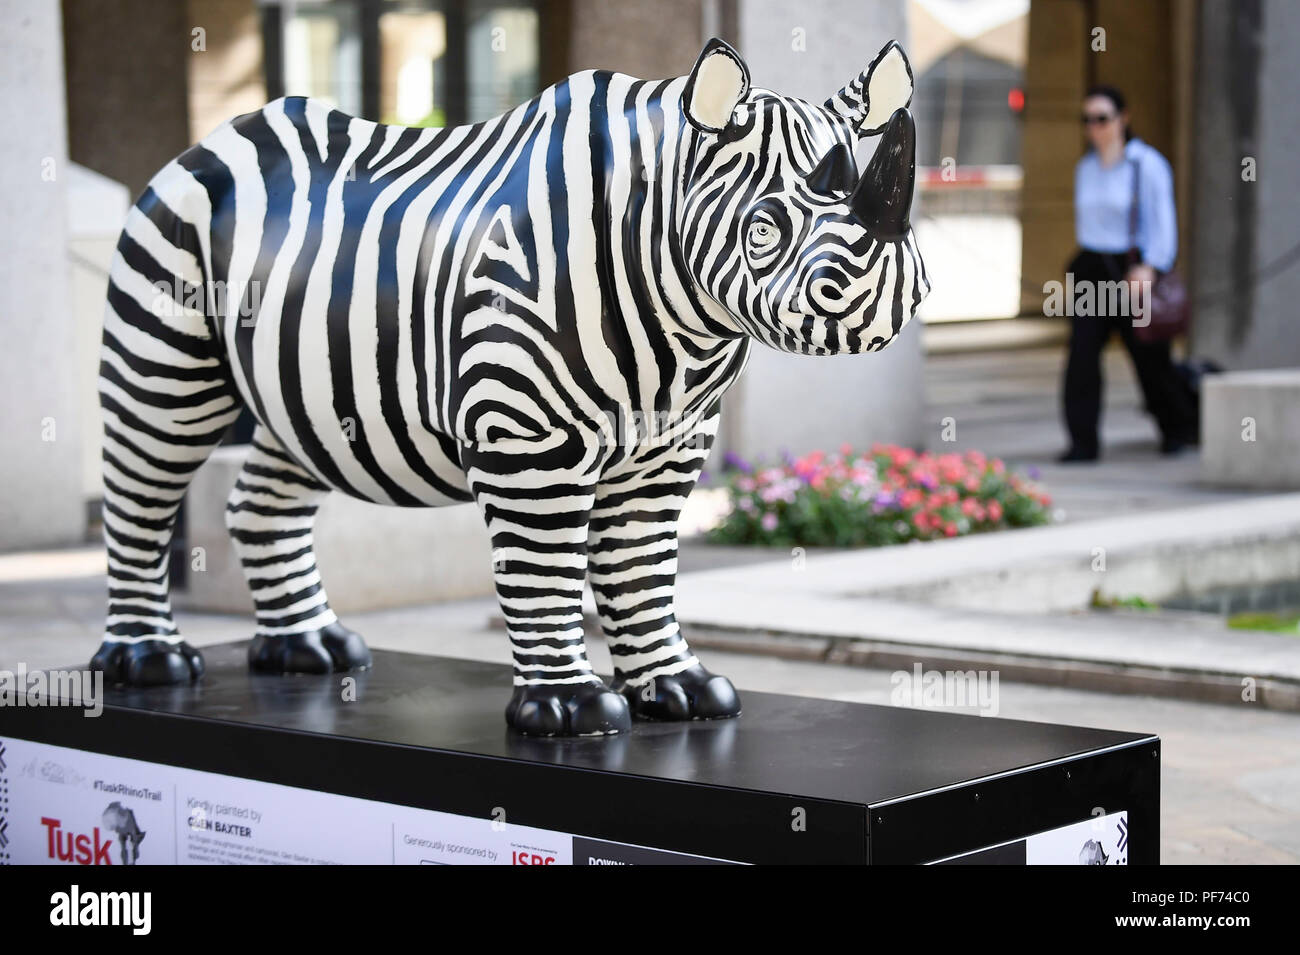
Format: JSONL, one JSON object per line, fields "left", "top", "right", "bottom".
{"left": 1091, "top": 591, "right": 1158, "bottom": 610}
{"left": 1227, "top": 611, "right": 1300, "bottom": 633}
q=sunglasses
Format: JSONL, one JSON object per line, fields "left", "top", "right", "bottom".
{"left": 1081, "top": 112, "right": 1116, "bottom": 126}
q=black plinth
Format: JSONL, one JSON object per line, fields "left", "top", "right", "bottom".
{"left": 0, "top": 644, "right": 1158, "bottom": 865}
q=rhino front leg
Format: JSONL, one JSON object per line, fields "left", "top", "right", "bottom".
{"left": 586, "top": 417, "right": 741, "bottom": 722}
{"left": 460, "top": 434, "right": 631, "bottom": 737}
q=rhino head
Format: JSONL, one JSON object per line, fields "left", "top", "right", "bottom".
{"left": 679, "top": 38, "right": 930, "bottom": 355}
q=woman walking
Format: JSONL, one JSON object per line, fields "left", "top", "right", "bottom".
{"left": 1060, "top": 85, "right": 1197, "bottom": 462}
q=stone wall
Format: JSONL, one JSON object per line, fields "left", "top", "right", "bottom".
{"left": 0, "top": 1, "right": 84, "bottom": 550}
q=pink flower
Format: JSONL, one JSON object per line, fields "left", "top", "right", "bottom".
{"left": 761, "top": 512, "right": 779, "bottom": 532}
{"left": 987, "top": 500, "right": 1003, "bottom": 522}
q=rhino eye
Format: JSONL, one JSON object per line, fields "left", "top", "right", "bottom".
{"left": 748, "top": 220, "right": 778, "bottom": 247}
{"left": 745, "top": 213, "right": 783, "bottom": 271}
{"left": 743, "top": 202, "right": 793, "bottom": 275}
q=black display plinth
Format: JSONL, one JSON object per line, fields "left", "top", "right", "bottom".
{"left": 0, "top": 644, "right": 1158, "bottom": 865}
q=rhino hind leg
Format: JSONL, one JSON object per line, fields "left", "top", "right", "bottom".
{"left": 227, "top": 427, "right": 372, "bottom": 675}
{"left": 93, "top": 247, "right": 245, "bottom": 686}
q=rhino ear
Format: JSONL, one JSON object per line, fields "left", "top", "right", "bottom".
{"left": 683, "top": 37, "right": 751, "bottom": 133}
{"left": 825, "top": 40, "right": 914, "bottom": 136}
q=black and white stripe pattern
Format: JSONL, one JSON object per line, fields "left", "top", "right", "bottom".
{"left": 94, "top": 170, "right": 244, "bottom": 683}
{"left": 225, "top": 427, "right": 336, "bottom": 638}
{"left": 91, "top": 38, "right": 929, "bottom": 732}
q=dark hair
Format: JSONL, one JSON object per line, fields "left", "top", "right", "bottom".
{"left": 1084, "top": 84, "right": 1134, "bottom": 142}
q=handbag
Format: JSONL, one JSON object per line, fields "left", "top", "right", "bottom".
{"left": 1127, "top": 157, "right": 1189, "bottom": 343}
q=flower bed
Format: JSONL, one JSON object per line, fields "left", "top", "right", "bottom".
{"left": 703, "top": 444, "right": 1053, "bottom": 548}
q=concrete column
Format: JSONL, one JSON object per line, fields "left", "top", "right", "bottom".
{"left": 0, "top": 0, "right": 83, "bottom": 550}
{"left": 1191, "top": 0, "right": 1300, "bottom": 371}
{"left": 559, "top": 0, "right": 924, "bottom": 461}
{"left": 67, "top": 163, "right": 130, "bottom": 500}
{"left": 718, "top": 0, "right": 925, "bottom": 462}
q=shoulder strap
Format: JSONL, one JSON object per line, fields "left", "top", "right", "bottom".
{"left": 1127, "top": 156, "right": 1141, "bottom": 250}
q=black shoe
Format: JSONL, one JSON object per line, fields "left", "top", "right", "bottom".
{"left": 1160, "top": 436, "right": 1194, "bottom": 456}
{"left": 1057, "top": 447, "right": 1099, "bottom": 463}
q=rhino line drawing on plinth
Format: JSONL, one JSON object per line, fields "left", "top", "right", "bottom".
{"left": 91, "top": 38, "right": 928, "bottom": 736}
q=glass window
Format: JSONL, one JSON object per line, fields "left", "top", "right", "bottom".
{"left": 379, "top": 7, "right": 448, "bottom": 126}
{"left": 466, "top": 3, "right": 539, "bottom": 122}
{"left": 262, "top": 0, "right": 540, "bottom": 127}
{"left": 280, "top": 0, "right": 362, "bottom": 115}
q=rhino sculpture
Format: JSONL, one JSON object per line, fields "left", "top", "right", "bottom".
{"left": 92, "top": 38, "right": 928, "bottom": 735}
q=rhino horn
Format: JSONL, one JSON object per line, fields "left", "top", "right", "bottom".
{"left": 849, "top": 107, "right": 915, "bottom": 237}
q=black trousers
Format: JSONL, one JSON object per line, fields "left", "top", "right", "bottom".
{"left": 1061, "top": 249, "right": 1197, "bottom": 455}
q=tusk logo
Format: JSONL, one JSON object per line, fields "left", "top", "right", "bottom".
{"left": 41, "top": 804, "right": 146, "bottom": 866}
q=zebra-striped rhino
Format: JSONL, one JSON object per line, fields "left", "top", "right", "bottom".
{"left": 92, "top": 38, "right": 928, "bottom": 736}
